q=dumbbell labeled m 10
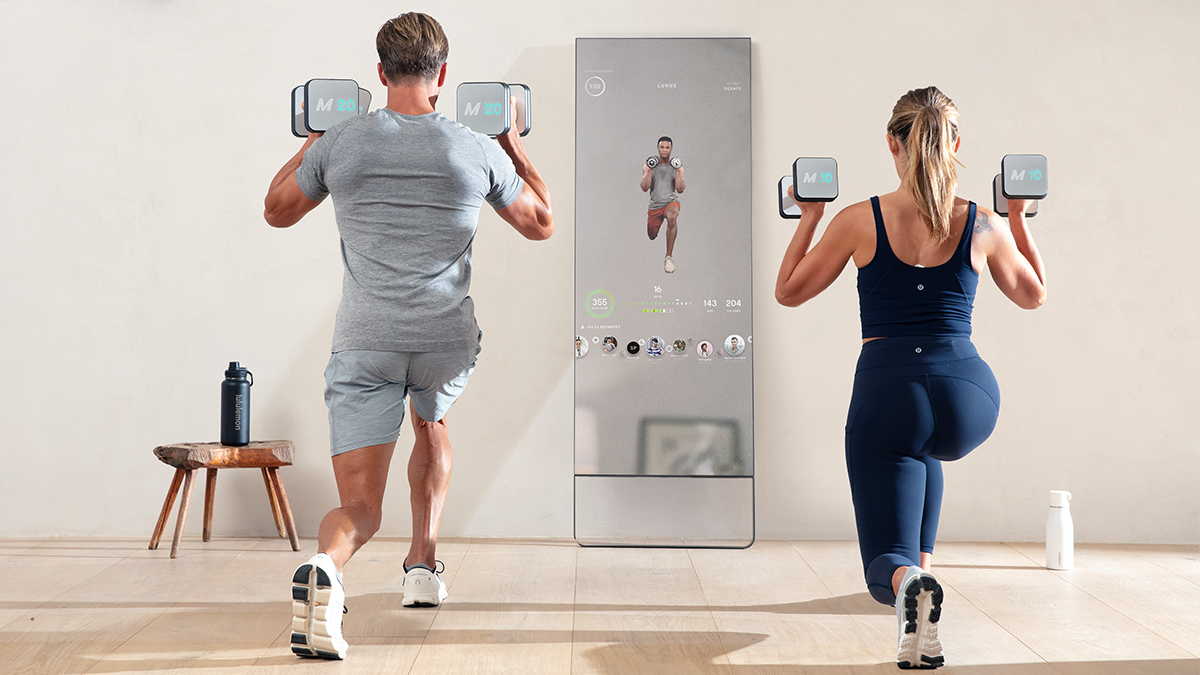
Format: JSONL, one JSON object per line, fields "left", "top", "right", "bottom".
{"left": 456, "top": 82, "right": 532, "bottom": 137}
{"left": 993, "top": 154, "right": 1047, "bottom": 218}
{"left": 290, "top": 79, "right": 372, "bottom": 137}
{"left": 778, "top": 157, "right": 839, "bottom": 219}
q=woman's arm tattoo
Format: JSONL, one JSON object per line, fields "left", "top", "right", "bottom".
{"left": 974, "top": 211, "right": 994, "bottom": 234}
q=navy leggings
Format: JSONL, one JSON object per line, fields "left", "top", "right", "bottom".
{"left": 845, "top": 336, "right": 1000, "bottom": 605}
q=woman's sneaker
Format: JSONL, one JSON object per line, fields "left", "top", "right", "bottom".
{"left": 402, "top": 561, "right": 448, "bottom": 607}
{"left": 896, "top": 566, "right": 944, "bottom": 669}
{"left": 291, "top": 553, "right": 348, "bottom": 660}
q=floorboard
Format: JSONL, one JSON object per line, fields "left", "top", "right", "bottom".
{"left": 0, "top": 537, "right": 1194, "bottom": 675}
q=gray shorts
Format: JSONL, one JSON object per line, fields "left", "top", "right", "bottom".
{"left": 323, "top": 338, "right": 480, "bottom": 456}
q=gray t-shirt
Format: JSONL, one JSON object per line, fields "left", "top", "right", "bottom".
{"left": 647, "top": 162, "right": 679, "bottom": 209}
{"left": 296, "top": 110, "right": 524, "bottom": 352}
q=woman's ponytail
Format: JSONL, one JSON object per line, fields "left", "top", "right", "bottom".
{"left": 888, "top": 87, "right": 960, "bottom": 243}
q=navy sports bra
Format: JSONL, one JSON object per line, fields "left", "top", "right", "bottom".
{"left": 858, "top": 196, "right": 979, "bottom": 339}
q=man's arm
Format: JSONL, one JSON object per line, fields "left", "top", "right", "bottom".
{"left": 494, "top": 126, "right": 554, "bottom": 241}
{"left": 674, "top": 166, "right": 685, "bottom": 193}
{"left": 264, "top": 133, "right": 324, "bottom": 228}
{"left": 640, "top": 164, "right": 652, "bottom": 192}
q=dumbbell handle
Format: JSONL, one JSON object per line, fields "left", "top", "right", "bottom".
{"left": 992, "top": 175, "right": 1039, "bottom": 218}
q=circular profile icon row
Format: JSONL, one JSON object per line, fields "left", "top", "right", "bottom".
{"left": 575, "top": 335, "right": 746, "bottom": 357}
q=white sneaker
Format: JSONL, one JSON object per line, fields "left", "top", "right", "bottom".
{"left": 896, "top": 566, "right": 944, "bottom": 669}
{"left": 291, "top": 553, "right": 348, "bottom": 660}
{"left": 402, "top": 561, "right": 448, "bottom": 607}
{"left": 664, "top": 257, "right": 676, "bottom": 273}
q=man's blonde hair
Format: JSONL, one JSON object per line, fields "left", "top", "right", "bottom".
{"left": 376, "top": 13, "right": 449, "bottom": 84}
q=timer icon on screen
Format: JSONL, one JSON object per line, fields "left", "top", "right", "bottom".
{"left": 585, "top": 76, "right": 606, "bottom": 97}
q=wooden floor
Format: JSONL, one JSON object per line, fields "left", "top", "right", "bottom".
{"left": 0, "top": 538, "right": 1196, "bottom": 674}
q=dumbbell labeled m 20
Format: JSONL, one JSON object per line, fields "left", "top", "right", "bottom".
{"left": 645, "top": 156, "right": 683, "bottom": 169}
{"left": 993, "top": 154, "right": 1047, "bottom": 218}
{"left": 778, "top": 157, "right": 839, "bottom": 219}
{"left": 291, "top": 79, "right": 372, "bottom": 137}
{"left": 456, "top": 82, "right": 532, "bottom": 137}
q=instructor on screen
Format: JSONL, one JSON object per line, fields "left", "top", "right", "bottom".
{"left": 640, "top": 136, "right": 686, "bottom": 273}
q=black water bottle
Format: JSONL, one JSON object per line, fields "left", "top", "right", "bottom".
{"left": 220, "top": 362, "right": 253, "bottom": 446}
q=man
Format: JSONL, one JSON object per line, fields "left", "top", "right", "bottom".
{"left": 263, "top": 12, "right": 552, "bottom": 661}
{"left": 640, "top": 136, "right": 685, "bottom": 273}
{"left": 647, "top": 337, "right": 663, "bottom": 357}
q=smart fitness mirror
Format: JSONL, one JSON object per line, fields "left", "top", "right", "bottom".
{"left": 574, "top": 38, "right": 753, "bottom": 547}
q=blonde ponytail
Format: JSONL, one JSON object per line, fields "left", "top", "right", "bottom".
{"left": 887, "top": 87, "right": 960, "bottom": 243}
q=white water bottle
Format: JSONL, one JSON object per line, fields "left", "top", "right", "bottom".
{"left": 1046, "top": 490, "right": 1074, "bottom": 570}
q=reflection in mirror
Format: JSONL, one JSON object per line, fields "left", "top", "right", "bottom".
{"left": 638, "top": 418, "right": 741, "bottom": 475}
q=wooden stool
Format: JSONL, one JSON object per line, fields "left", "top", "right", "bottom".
{"left": 149, "top": 440, "right": 300, "bottom": 558}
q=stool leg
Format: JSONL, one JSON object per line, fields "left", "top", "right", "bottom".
{"left": 149, "top": 468, "right": 185, "bottom": 550}
{"left": 170, "top": 469, "right": 197, "bottom": 559}
{"left": 267, "top": 467, "right": 300, "bottom": 552}
{"left": 203, "top": 468, "right": 217, "bottom": 543}
{"left": 262, "top": 467, "right": 286, "bottom": 538}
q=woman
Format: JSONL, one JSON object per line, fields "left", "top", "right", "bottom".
{"left": 775, "top": 86, "right": 1046, "bottom": 669}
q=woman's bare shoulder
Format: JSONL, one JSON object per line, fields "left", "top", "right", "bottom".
{"left": 829, "top": 198, "right": 875, "bottom": 227}
{"left": 823, "top": 198, "right": 878, "bottom": 261}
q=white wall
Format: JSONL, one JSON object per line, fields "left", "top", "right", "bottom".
{"left": 0, "top": 0, "right": 1196, "bottom": 545}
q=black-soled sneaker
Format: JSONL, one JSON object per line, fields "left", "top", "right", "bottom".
{"left": 896, "top": 566, "right": 944, "bottom": 669}
{"left": 291, "top": 553, "right": 348, "bottom": 660}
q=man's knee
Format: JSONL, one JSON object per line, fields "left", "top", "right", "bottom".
{"left": 647, "top": 224, "right": 662, "bottom": 240}
{"left": 344, "top": 498, "right": 384, "bottom": 537}
{"left": 413, "top": 414, "right": 452, "bottom": 451}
